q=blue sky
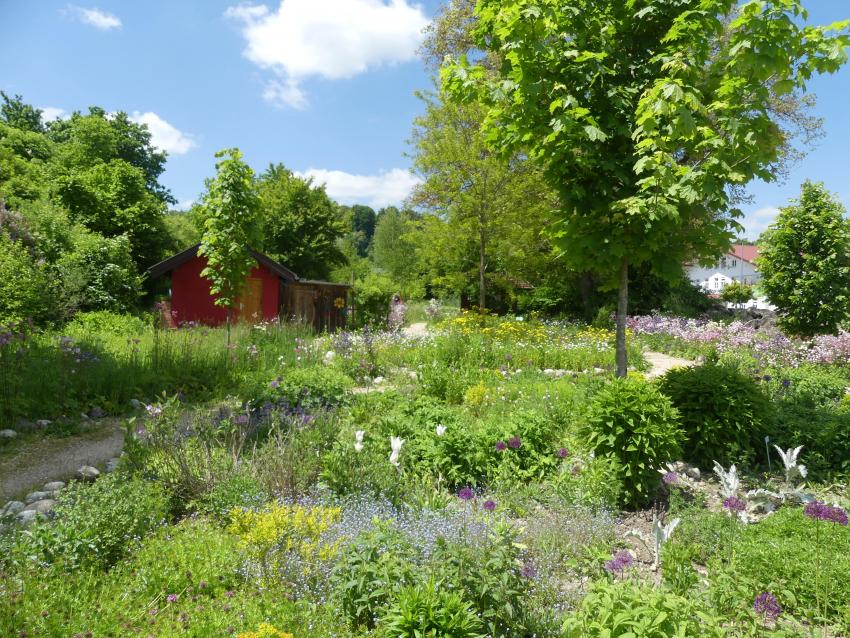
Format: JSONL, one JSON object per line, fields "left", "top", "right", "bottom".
{"left": 1, "top": 1, "right": 848, "bottom": 239}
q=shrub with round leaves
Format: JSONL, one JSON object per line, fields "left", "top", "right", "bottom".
{"left": 585, "top": 377, "right": 683, "bottom": 507}
{"left": 659, "top": 363, "right": 773, "bottom": 469}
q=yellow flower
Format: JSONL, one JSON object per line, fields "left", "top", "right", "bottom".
{"left": 237, "top": 623, "right": 293, "bottom": 638}
{"left": 333, "top": 297, "right": 345, "bottom": 309}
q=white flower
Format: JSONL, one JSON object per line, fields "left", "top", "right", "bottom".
{"left": 373, "top": 376, "right": 384, "bottom": 385}
{"left": 354, "top": 430, "right": 365, "bottom": 453}
{"left": 324, "top": 350, "right": 336, "bottom": 364}
{"left": 774, "top": 444, "right": 807, "bottom": 484}
{"left": 389, "top": 436, "right": 404, "bottom": 467}
{"left": 713, "top": 461, "right": 740, "bottom": 498}
{"left": 436, "top": 425, "right": 447, "bottom": 437}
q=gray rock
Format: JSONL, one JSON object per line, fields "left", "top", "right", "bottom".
{"left": 35, "top": 419, "right": 52, "bottom": 429}
{"left": 685, "top": 467, "right": 701, "bottom": 480}
{"left": 24, "top": 499, "right": 56, "bottom": 515}
{"left": 105, "top": 458, "right": 120, "bottom": 473}
{"left": 15, "top": 418, "right": 36, "bottom": 432}
{"left": 76, "top": 465, "right": 100, "bottom": 481}
{"left": 88, "top": 406, "right": 106, "bottom": 419}
{"left": 43, "top": 481, "right": 65, "bottom": 492}
{"left": 2, "top": 500, "right": 25, "bottom": 516}
{"left": 130, "top": 398, "right": 143, "bottom": 409}
{"left": 0, "top": 429, "right": 17, "bottom": 439}
{"left": 25, "top": 491, "right": 52, "bottom": 504}
{"left": 16, "top": 509, "right": 39, "bottom": 525}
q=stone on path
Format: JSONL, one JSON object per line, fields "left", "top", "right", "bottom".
{"left": 2, "top": 500, "right": 25, "bottom": 516}
{"left": 25, "top": 490, "right": 52, "bottom": 504}
{"left": 0, "top": 429, "right": 17, "bottom": 439}
{"left": 16, "top": 509, "right": 40, "bottom": 525}
{"left": 76, "top": 465, "right": 100, "bottom": 482}
{"left": 43, "top": 481, "right": 65, "bottom": 492}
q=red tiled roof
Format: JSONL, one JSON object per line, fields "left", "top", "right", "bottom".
{"left": 731, "top": 245, "right": 761, "bottom": 264}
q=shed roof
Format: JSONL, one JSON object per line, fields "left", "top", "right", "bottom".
{"left": 148, "top": 244, "right": 299, "bottom": 282}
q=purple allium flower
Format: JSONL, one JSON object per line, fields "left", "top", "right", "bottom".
{"left": 223, "top": 590, "right": 235, "bottom": 598}
{"left": 483, "top": 499, "right": 496, "bottom": 511}
{"left": 495, "top": 440, "right": 507, "bottom": 451}
{"left": 557, "top": 447, "right": 569, "bottom": 458}
{"left": 781, "top": 378, "right": 791, "bottom": 389}
{"left": 269, "top": 378, "right": 280, "bottom": 389}
{"left": 723, "top": 496, "right": 747, "bottom": 513}
{"left": 519, "top": 561, "right": 537, "bottom": 579}
{"left": 507, "top": 436, "right": 522, "bottom": 450}
{"left": 805, "top": 501, "right": 848, "bottom": 525}
{"left": 762, "top": 375, "right": 772, "bottom": 382}
{"left": 604, "top": 550, "right": 634, "bottom": 574}
{"left": 166, "top": 594, "right": 179, "bottom": 603}
{"left": 458, "top": 487, "right": 475, "bottom": 501}
{"left": 235, "top": 414, "right": 249, "bottom": 425}
{"left": 662, "top": 471, "right": 679, "bottom": 485}
{"left": 753, "top": 592, "right": 782, "bottom": 620}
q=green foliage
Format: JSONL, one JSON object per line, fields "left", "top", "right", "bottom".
{"left": 585, "top": 377, "right": 683, "bottom": 506}
{"left": 254, "top": 365, "right": 354, "bottom": 410}
{"left": 720, "top": 281, "right": 754, "bottom": 307}
{"left": 759, "top": 181, "right": 850, "bottom": 336}
{"left": 11, "top": 474, "right": 169, "bottom": 570}
{"left": 192, "top": 471, "right": 268, "bottom": 521}
{"left": 371, "top": 206, "right": 423, "bottom": 297}
{"left": 553, "top": 454, "right": 624, "bottom": 511}
{"left": 66, "top": 309, "right": 149, "bottom": 336}
{"left": 561, "top": 580, "right": 725, "bottom": 637}
{"left": 380, "top": 579, "right": 484, "bottom": 638}
{"left": 197, "top": 147, "right": 262, "bottom": 319}
{"left": 659, "top": 363, "right": 774, "bottom": 468}
{"left": 351, "top": 271, "right": 394, "bottom": 328}
{"left": 332, "top": 522, "right": 417, "bottom": 630}
{"left": 0, "top": 230, "right": 55, "bottom": 323}
{"left": 257, "top": 163, "right": 347, "bottom": 280}
{"left": 443, "top": 0, "right": 850, "bottom": 369}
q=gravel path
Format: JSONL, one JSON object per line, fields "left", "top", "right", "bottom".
{"left": 403, "top": 322, "right": 430, "bottom": 337}
{"left": 0, "top": 420, "right": 124, "bottom": 501}
{"left": 643, "top": 351, "right": 694, "bottom": 378}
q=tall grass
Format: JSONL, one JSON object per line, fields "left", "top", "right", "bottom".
{"left": 0, "top": 315, "right": 316, "bottom": 426}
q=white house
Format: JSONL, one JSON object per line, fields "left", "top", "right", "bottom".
{"left": 686, "top": 245, "right": 761, "bottom": 293}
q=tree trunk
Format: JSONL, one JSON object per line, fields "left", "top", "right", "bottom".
{"left": 615, "top": 257, "right": 629, "bottom": 378}
{"left": 478, "top": 218, "right": 487, "bottom": 310}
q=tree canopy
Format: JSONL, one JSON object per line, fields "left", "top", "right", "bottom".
{"left": 759, "top": 181, "right": 850, "bottom": 336}
{"left": 444, "top": 0, "right": 850, "bottom": 374}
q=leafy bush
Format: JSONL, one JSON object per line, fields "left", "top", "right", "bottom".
{"left": 771, "top": 365, "right": 848, "bottom": 408}
{"left": 380, "top": 579, "right": 484, "bottom": 638}
{"left": 553, "top": 453, "right": 624, "bottom": 511}
{"left": 192, "top": 471, "right": 268, "bottom": 521}
{"left": 0, "top": 230, "right": 55, "bottom": 323}
{"left": 17, "top": 474, "right": 169, "bottom": 570}
{"left": 351, "top": 272, "right": 394, "bottom": 328}
{"left": 254, "top": 366, "right": 353, "bottom": 410}
{"left": 561, "top": 580, "right": 725, "bottom": 637}
{"left": 332, "top": 521, "right": 418, "bottom": 630}
{"left": 431, "top": 525, "right": 535, "bottom": 638}
{"left": 66, "top": 309, "right": 148, "bottom": 336}
{"left": 659, "top": 363, "right": 773, "bottom": 468}
{"left": 585, "top": 377, "right": 683, "bottom": 506}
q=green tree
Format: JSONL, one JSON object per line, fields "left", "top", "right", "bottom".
{"left": 197, "top": 148, "right": 261, "bottom": 343}
{"left": 350, "top": 204, "right": 377, "bottom": 257}
{"left": 371, "top": 206, "right": 419, "bottom": 285}
{"left": 409, "top": 90, "right": 556, "bottom": 309}
{"left": 0, "top": 92, "right": 45, "bottom": 133}
{"left": 759, "top": 181, "right": 850, "bottom": 336}
{"left": 256, "top": 164, "right": 346, "bottom": 279}
{"left": 720, "top": 281, "right": 754, "bottom": 309}
{"left": 0, "top": 230, "right": 54, "bottom": 324}
{"left": 444, "top": 0, "right": 849, "bottom": 375}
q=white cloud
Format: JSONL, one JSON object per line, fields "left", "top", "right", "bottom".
{"left": 129, "top": 112, "right": 197, "bottom": 155}
{"left": 66, "top": 5, "right": 122, "bottom": 30}
{"left": 174, "top": 199, "right": 195, "bottom": 211}
{"left": 741, "top": 206, "right": 781, "bottom": 239}
{"left": 40, "top": 107, "right": 68, "bottom": 121}
{"left": 297, "top": 168, "right": 421, "bottom": 208}
{"left": 225, "top": 0, "right": 429, "bottom": 108}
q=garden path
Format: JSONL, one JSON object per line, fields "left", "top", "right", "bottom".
{"left": 0, "top": 419, "right": 123, "bottom": 501}
{"left": 643, "top": 351, "right": 694, "bottom": 378}
{"left": 403, "top": 322, "right": 429, "bottom": 337}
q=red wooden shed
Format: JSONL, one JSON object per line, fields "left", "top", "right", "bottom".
{"left": 148, "top": 245, "right": 348, "bottom": 332}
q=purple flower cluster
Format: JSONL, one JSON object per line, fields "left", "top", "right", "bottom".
{"left": 753, "top": 591, "right": 782, "bottom": 620}
{"left": 723, "top": 496, "right": 747, "bottom": 513}
{"left": 662, "top": 471, "right": 678, "bottom": 485}
{"left": 519, "top": 561, "right": 537, "bottom": 579}
{"left": 557, "top": 447, "right": 570, "bottom": 459}
{"left": 804, "top": 501, "right": 849, "bottom": 525}
{"left": 457, "top": 486, "right": 475, "bottom": 501}
{"left": 604, "top": 550, "right": 634, "bottom": 574}
{"left": 507, "top": 436, "right": 522, "bottom": 450}
{"left": 482, "top": 499, "right": 496, "bottom": 511}
{"left": 495, "top": 440, "right": 507, "bottom": 451}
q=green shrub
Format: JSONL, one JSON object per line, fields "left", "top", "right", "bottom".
{"left": 253, "top": 366, "right": 353, "bottom": 410}
{"left": 351, "top": 272, "right": 394, "bottom": 328}
{"left": 192, "top": 471, "right": 268, "bottom": 521}
{"left": 659, "top": 363, "right": 773, "bottom": 468}
{"left": 432, "top": 524, "right": 535, "bottom": 638}
{"left": 771, "top": 365, "right": 848, "bottom": 408}
{"left": 380, "top": 579, "right": 484, "bottom": 638}
{"left": 585, "top": 377, "right": 683, "bottom": 506}
{"left": 0, "top": 230, "right": 55, "bottom": 324}
{"left": 561, "top": 580, "right": 725, "bottom": 637}
{"left": 332, "top": 522, "right": 417, "bottom": 630}
{"left": 19, "top": 474, "right": 169, "bottom": 570}
{"left": 66, "top": 309, "right": 149, "bottom": 336}
{"left": 554, "top": 453, "right": 624, "bottom": 511}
